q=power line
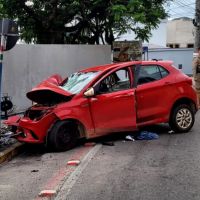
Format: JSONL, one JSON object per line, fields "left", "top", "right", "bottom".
{"left": 169, "top": 2, "right": 195, "bottom": 10}
{"left": 166, "top": 0, "right": 195, "bottom": 19}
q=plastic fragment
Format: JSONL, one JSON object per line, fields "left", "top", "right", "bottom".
{"left": 31, "top": 169, "right": 39, "bottom": 173}
{"left": 168, "top": 130, "right": 174, "bottom": 134}
{"left": 125, "top": 135, "right": 135, "bottom": 141}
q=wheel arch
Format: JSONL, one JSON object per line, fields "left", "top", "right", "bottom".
{"left": 45, "top": 118, "right": 87, "bottom": 146}
{"left": 170, "top": 97, "right": 197, "bottom": 120}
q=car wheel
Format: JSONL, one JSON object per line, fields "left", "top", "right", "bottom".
{"left": 169, "top": 104, "right": 195, "bottom": 133}
{"left": 47, "top": 120, "right": 78, "bottom": 152}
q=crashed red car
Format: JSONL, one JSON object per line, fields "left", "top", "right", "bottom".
{"left": 5, "top": 61, "right": 198, "bottom": 151}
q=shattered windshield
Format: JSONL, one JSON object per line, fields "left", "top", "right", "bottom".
{"left": 60, "top": 71, "right": 100, "bottom": 94}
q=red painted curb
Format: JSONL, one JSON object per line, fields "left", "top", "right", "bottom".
{"left": 34, "top": 146, "right": 92, "bottom": 200}
{"left": 67, "top": 160, "right": 81, "bottom": 166}
{"left": 39, "top": 190, "right": 56, "bottom": 197}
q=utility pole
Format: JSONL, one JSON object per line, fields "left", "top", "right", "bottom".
{"left": 0, "top": 19, "right": 5, "bottom": 125}
{"left": 0, "top": 19, "right": 19, "bottom": 123}
{"left": 194, "top": 0, "right": 200, "bottom": 50}
{"left": 193, "top": 0, "right": 200, "bottom": 106}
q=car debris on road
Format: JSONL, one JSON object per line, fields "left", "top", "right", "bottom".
{"left": 125, "top": 135, "right": 135, "bottom": 141}
{"left": 136, "top": 131, "right": 159, "bottom": 140}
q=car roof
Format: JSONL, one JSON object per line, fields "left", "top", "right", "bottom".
{"left": 80, "top": 60, "right": 173, "bottom": 73}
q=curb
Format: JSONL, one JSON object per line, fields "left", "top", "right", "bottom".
{"left": 0, "top": 142, "right": 24, "bottom": 164}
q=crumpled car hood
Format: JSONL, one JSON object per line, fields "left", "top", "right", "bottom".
{"left": 26, "top": 74, "right": 73, "bottom": 104}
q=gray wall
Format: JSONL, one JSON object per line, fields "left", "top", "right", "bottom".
{"left": 148, "top": 48, "right": 193, "bottom": 75}
{"left": 3, "top": 45, "right": 111, "bottom": 110}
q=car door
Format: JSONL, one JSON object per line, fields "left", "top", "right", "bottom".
{"left": 135, "top": 64, "right": 171, "bottom": 124}
{"left": 88, "top": 66, "right": 137, "bottom": 136}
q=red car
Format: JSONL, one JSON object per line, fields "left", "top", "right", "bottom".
{"left": 5, "top": 61, "right": 198, "bottom": 151}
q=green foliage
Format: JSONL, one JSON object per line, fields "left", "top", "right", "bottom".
{"left": 0, "top": 0, "right": 170, "bottom": 44}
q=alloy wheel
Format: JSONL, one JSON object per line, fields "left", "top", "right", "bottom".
{"left": 176, "top": 108, "right": 192, "bottom": 129}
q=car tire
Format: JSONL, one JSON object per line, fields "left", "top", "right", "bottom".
{"left": 47, "top": 120, "right": 78, "bottom": 152}
{"left": 169, "top": 104, "right": 195, "bottom": 133}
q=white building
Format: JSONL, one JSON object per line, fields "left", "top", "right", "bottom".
{"left": 117, "top": 20, "right": 167, "bottom": 48}
{"left": 166, "top": 17, "right": 195, "bottom": 48}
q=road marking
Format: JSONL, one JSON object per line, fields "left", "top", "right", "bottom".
{"left": 54, "top": 144, "right": 102, "bottom": 200}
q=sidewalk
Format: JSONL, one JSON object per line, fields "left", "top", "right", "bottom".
{"left": 0, "top": 142, "right": 24, "bottom": 164}
{"left": 0, "top": 124, "right": 24, "bottom": 164}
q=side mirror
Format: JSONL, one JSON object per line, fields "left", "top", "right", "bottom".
{"left": 84, "top": 87, "right": 95, "bottom": 97}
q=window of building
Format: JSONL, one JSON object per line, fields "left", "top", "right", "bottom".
{"left": 175, "top": 44, "right": 180, "bottom": 48}
{"left": 187, "top": 44, "right": 194, "bottom": 48}
{"left": 167, "top": 44, "right": 174, "bottom": 48}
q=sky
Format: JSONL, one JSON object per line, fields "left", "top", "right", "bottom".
{"left": 166, "top": 0, "right": 195, "bottom": 19}
{"left": 118, "top": 0, "right": 196, "bottom": 45}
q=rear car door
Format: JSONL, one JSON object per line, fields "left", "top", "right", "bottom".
{"left": 88, "top": 66, "right": 137, "bottom": 135}
{"left": 135, "top": 64, "right": 173, "bottom": 124}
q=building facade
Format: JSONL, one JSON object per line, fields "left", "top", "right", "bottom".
{"left": 167, "top": 17, "right": 195, "bottom": 48}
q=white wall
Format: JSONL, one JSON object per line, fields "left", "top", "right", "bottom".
{"left": 3, "top": 44, "right": 111, "bottom": 110}
{"left": 148, "top": 48, "right": 193, "bottom": 75}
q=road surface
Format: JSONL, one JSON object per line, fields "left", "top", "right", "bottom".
{"left": 0, "top": 111, "right": 200, "bottom": 200}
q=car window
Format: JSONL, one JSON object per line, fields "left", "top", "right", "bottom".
{"left": 60, "top": 71, "right": 100, "bottom": 94}
{"left": 137, "top": 65, "right": 169, "bottom": 85}
{"left": 159, "top": 66, "right": 169, "bottom": 78}
{"left": 98, "top": 68, "right": 131, "bottom": 93}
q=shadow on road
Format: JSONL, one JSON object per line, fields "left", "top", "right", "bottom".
{"left": 20, "top": 123, "right": 172, "bottom": 156}
{"left": 87, "top": 123, "right": 172, "bottom": 144}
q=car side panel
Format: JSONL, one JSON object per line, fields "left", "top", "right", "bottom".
{"left": 136, "top": 74, "right": 197, "bottom": 127}
{"left": 54, "top": 97, "right": 95, "bottom": 137}
{"left": 136, "top": 75, "right": 177, "bottom": 124}
{"left": 88, "top": 89, "right": 137, "bottom": 135}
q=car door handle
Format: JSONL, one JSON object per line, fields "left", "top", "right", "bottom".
{"left": 91, "top": 98, "right": 98, "bottom": 102}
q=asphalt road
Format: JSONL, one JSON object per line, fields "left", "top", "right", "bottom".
{"left": 63, "top": 111, "right": 200, "bottom": 200}
{"left": 0, "top": 111, "right": 200, "bottom": 200}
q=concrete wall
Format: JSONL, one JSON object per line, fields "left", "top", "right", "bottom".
{"left": 148, "top": 48, "right": 193, "bottom": 75}
{"left": 3, "top": 45, "right": 111, "bottom": 110}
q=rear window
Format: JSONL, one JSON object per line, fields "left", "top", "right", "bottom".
{"left": 137, "top": 65, "right": 169, "bottom": 85}
{"left": 159, "top": 66, "right": 169, "bottom": 78}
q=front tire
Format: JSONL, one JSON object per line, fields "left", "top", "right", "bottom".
{"left": 169, "top": 104, "right": 195, "bottom": 133}
{"left": 47, "top": 120, "right": 78, "bottom": 152}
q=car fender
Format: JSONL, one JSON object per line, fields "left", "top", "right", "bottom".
{"left": 54, "top": 109, "right": 95, "bottom": 137}
{"left": 169, "top": 95, "right": 197, "bottom": 119}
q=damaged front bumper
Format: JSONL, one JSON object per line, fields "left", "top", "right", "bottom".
{"left": 4, "top": 112, "right": 58, "bottom": 144}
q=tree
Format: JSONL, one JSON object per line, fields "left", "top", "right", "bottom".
{"left": 0, "top": 0, "right": 169, "bottom": 44}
